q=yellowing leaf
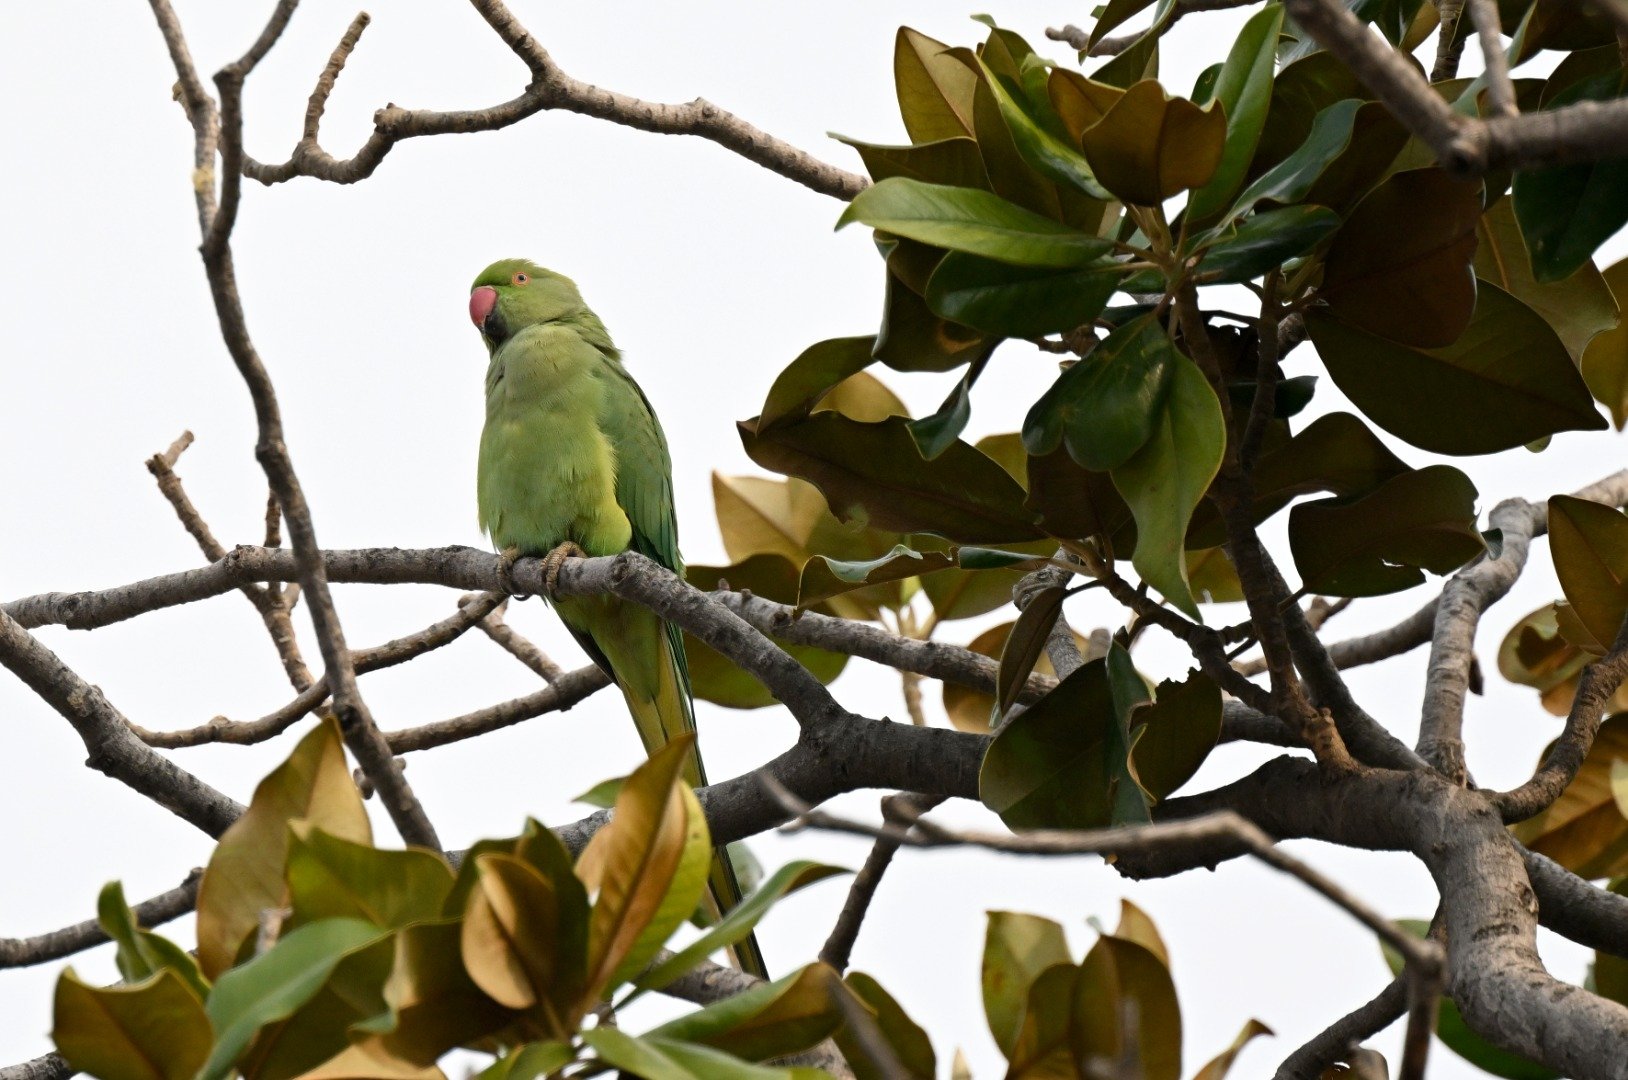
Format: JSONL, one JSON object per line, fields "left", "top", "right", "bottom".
{"left": 1582, "top": 257, "right": 1628, "bottom": 428}
{"left": 53, "top": 968, "right": 210, "bottom": 1080}
{"left": 196, "top": 718, "right": 369, "bottom": 979}
{"left": 460, "top": 853, "right": 582, "bottom": 1027}
{"left": 1073, "top": 935, "right": 1183, "bottom": 1080}
{"left": 1193, "top": 1019, "right": 1274, "bottom": 1080}
{"left": 982, "top": 912, "right": 1073, "bottom": 1058}
{"left": 1513, "top": 715, "right": 1628, "bottom": 879}
{"left": 895, "top": 27, "right": 978, "bottom": 142}
{"left": 1080, "top": 80, "right": 1227, "bottom": 206}
{"left": 1549, "top": 495, "right": 1628, "bottom": 653}
{"left": 1112, "top": 900, "right": 1170, "bottom": 969}
{"left": 286, "top": 823, "right": 453, "bottom": 932}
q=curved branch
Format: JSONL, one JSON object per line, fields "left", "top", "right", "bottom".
{"left": 1273, "top": 976, "right": 1408, "bottom": 1080}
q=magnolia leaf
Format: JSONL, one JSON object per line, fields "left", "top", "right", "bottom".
{"left": 925, "top": 252, "right": 1119, "bottom": 337}
{"left": 1195, "top": 204, "right": 1340, "bottom": 284}
{"left": 1194, "top": 1019, "right": 1275, "bottom": 1080}
{"left": 836, "top": 973, "right": 937, "bottom": 1080}
{"left": 1112, "top": 899, "right": 1171, "bottom": 969}
{"left": 1548, "top": 494, "right": 1628, "bottom": 652}
{"left": 994, "top": 584, "right": 1068, "bottom": 724}
{"left": 285, "top": 823, "right": 453, "bottom": 932}
{"left": 96, "top": 881, "right": 209, "bottom": 1000}
{"left": 1111, "top": 355, "right": 1226, "bottom": 618}
{"left": 1081, "top": 80, "right": 1227, "bottom": 205}
{"left": 978, "top": 59, "right": 1112, "bottom": 200}
{"left": 1223, "top": 98, "right": 1362, "bottom": 222}
{"left": 756, "top": 337, "right": 881, "bottom": 433}
{"left": 798, "top": 544, "right": 957, "bottom": 607}
{"left": 1475, "top": 196, "right": 1619, "bottom": 360}
{"left": 1320, "top": 169, "right": 1483, "bottom": 348}
{"left": 196, "top": 717, "right": 369, "bottom": 979}
{"left": 1186, "top": 5, "right": 1284, "bottom": 223}
{"left": 1023, "top": 316, "right": 1178, "bottom": 472}
{"left": 1289, "top": 465, "right": 1486, "bottom": 597}
{"left": 1513, "top": 714, "right": 1628, "bottom": 879}
{"left": 1072, "top": 935, "right": 1183, "bottom": 1080}
{"left": 981, "top": 912, "right": 1073, "bottom": 1058}
{"left": 837, "top": 135, "right": 991, "bottom": 189}
{"left": 1307, "top": 282, "right": 1606, "bottom": 455}
{"left": 1582, "top": 257, "right": 1628, "bottom": 428}
{"left": 53, "top": 968, "right": 211, "bottom": 1080}
{"left": 647, "top": 963, "right": 846, "bottom": 1062}
{"left": 838, "top": 178, "right": 1114, "bottom": 269}
{"left": 1127, "top": 671, "right": 1223, "bottom": 800}
{"left": 894, "top": 27, "right": 978, "bottom": 142}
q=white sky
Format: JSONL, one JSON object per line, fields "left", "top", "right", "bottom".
{"left": 1, "top": 3, "right": 1622, "bottom": 1077}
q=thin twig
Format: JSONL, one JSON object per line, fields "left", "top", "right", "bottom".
{"left": 460, "top": 594, "right": 566, "bottom": 681}
{"left": 1273, "top": 976, "right": 1408, "bottom": 1080}
{"left": 1468, "top": 0, "right": 1517, "bottom": 118}
{"left": 0, "top": 870, "right": 202, "bottom": 969}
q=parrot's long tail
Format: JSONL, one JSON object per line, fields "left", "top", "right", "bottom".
{"left": 565, "top": 595, "right": 769, "bottom": 979}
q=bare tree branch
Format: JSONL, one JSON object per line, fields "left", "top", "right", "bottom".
{"left": 1274, "top": 975, "right": 1407, "bottom": 1080}
{"left": 0, "top": 871, "right": 201, "bottom": 970}
{"left": 461, "top": 594, "right": 567, "bottom": 682}
{"left": 819, "top": 793, "right": 944, "bottom": 974}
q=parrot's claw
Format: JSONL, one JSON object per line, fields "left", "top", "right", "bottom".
{"left": 496, "top": 547, "right": 532, "bottom": 601}
{"left": 541, "top": 541, "right": 588, "bottom": 599}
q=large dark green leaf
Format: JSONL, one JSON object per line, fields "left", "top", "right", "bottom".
{"left": 1127, "top": 671, "right": 1222, "bottom": 800}
{"left": 1195, "top": 205, "right": 1340, "bottom": 284}
{"left": 994, "top": 584, "right": 1068, "bottom": 724}
{"left": 875, "top": 264, "right": 998, "bottom": 373}
{"left": 981, "top": 659, "right": 1130, "bottom": 829}
{"left": 1476, "top": 195, "right": 1619, "bottom": 359}
{"left": 1307, "top": 282, "right": 1606, "bottom": 454}
{"left": 1513, "top": 69, "right": 1628, "bottom": 282}
{"left": 1223, "top": 98, "right": 1363, "bottom": 221}
{"left": 1319, "top": 169, "right": 1483, "bottom": 348}
{"left": 1023, "top": 317, "right": 1179, "bottom": 471}
{"left": 839, "top": 179, "right": 1113, "bottom": 268}
{"left": 1300, "top": 101, "right": 1410, "bottom": 213}
{"left": 1289, "top": 465, "right": 1486, "bottom": 596}
{"left": 798, "top": 544, "right": 957, "bottom": 607}
{"left": 739, "top": 413, "right": 1042, "bottom": 543}
{"left": 926, "top": 252, "right": 1119, "bottom": 337}
{"left": 1081, "top": 80, "right": 1228, "bottom": 206}
{"left": 757, "top": 337, "right": 879, "bottom": 433}
{"left": 1110, "top": 356, "right": 1226, "bottom": 618}
{"left": 1026, "top": 447, "right": 1137, "bottom": 546}
{"left": 1186, "top": 5, "right": 1284, "bottom": 224}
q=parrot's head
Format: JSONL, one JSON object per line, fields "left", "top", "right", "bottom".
{"left": 468, "top": 259, "right": 586, "bottom": 351}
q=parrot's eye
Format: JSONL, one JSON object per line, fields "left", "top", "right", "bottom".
{"left": 512, "top": 272, "right": 530, "bottom": 286}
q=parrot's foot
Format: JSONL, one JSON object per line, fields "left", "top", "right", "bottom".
{"left": 540, "top": 541, "right": 588, "bottom": 599}
{"left": 496, "top": 547, "right": 532, "bottom": 601}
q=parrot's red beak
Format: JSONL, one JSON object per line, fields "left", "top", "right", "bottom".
{"left": 469, "top": 286, "right": 498, "bottom": 330}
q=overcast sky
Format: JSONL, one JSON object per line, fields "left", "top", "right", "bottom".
{"left": 2, "top": 3, "right": 1621, "bottom": 1077}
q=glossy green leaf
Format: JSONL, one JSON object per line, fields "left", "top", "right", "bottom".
{"left": 798, "top": 544, "right": 957, "bottom": 607}
{"left": 585, "top": 1028, "right": 825, "bottom": 1080}
{"left": 198, "top": 917, "right": 388, "bottom": 1080}
{"left": 1105, "top": 644, "right": 1156, "bottom": 825}
{"left": 1301, "top": 101, "right": 1410, "bottom": 213}
{"left": 1307, "top": 282, "right": 1606, "bottom": 454}
{"left": 1513, "top": 69, "right": 1628, "bottom": 282}
{"left": 1582, "top": 257, "right": 1628, "bottom": 428}
{"left": 1127, "top": 671, "right": 1222, "bottom": 800}
{"left": 1081, "top": 80, "right": 1227, "bottom": 206}
{"left": 981, "top": 657, "right": 1143, "bottom": 830}
{"left": 1023, "top": 316, "right": 1178, "bottom": 471}
{"left": 1195, "top": 204, "right": 1340, "bottom": 283}
{"left": 875, "top": 264, "right": 999, "bottom": 374}
{"left": 475, "top": 1042, "right": 577, "bottom": 1080}
{"left": 757, "top": 337, "right": 880, "bottom": 433}
{"left": 1186, "top": 5, "right": 1285, "bottom": 223}
{"left": 894, "top": 27, "right": 978, "bottom": 142}
{"left": 957, "top": 546, "right": 1053, "bottom": 571}
{"left": 1110, "top": 355, "right": 1226, "bottom": 618}
{"left": 925, "top": 251, "right": 1119, "bottom": 337}
{"left": 1476, "top": 195, "right": 1620, "bottom": 360}
{"left": 839, "top": 178, "right": 1113, "bottom": 269}
{"left": 979, "top": 60, "right": 1111, "bottom": 200}
{"left": 285, "top": 823, "right": 453, "bottom": 932}
{"left": 1320, "top": 169, "right": 1483, "bottom": 348}
{"left": 739, "top": 413, "right": 1042, "bottom": 543}
{"left": 1549, "top": 495, "right": 1628, "bottom": 652}
{"left": 908, "top": 358, "right": 985, "bottom": 458}
{"left": 53, "top": 968, "right": 211, "bottom": 1080}
{"left": 1223, "top": 98, "right": 1363, "bottom": 221}
{"left": 96, "top": 882, "right": 209, "bottom": 1001}
{"left": 1288, "top": 465, "right": 1486, "bottom": 597}
{"left": 994, "top": 584, "right": 1068, "bottom": 724}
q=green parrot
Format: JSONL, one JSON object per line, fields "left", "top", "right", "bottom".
{"left": 468, "top": 258, "right": 766, "bottom": 977}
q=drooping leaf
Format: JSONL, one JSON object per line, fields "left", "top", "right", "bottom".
{"left": 1194, "top": 1019, "right": 1275, "bottom": 1080}
{"left": 837, "top": 972, "right": 937, "bottom": 1080}
{"left": 1475, "top": 196, "right": 1619, "bottom": 360}
{"left": 53, "top": 968, "right": 211, "bottom": 1080}
{"left": 1105, "top": 644, "right": 1156, "bottom": 825}
{"left": 195, "top": 718, "right": 369, "bottom": 979}
{"left": 1186, "top": 5, "right": 1285, "bottom": 223}
{"left": 943, "top": 620, "right": 1094, "bottom": 733}
{"left": 197, "top": 917, "right": 389, "bottom": 1080}
{"left": 96, "top": 882, "right": 209, "bottom": 1000}
{"left": 1306, "top": 282, "right": 1606, "bottom": 455}
{"left": 1496, "top": 602, "right": 1627, "bottom": 715}
{"left": 925, "top": 252, "right": 1119, "bottom": 337}
{"left": 798, "top": 544, "right": 957, "bottom": 607}
{"left": 739, "top": 413, "right": 1042, "bottom": 543}
{"left": 575, "top": 736, "right": 712, "bottom": 998}
{"left": 1513, "top": 68, "right": 1628, "bottom": 282}
{"left": 994, "top": 584, "right": 1068, "bottom": 724}
{"left": 875, "top": 263, "right": 1000, "bottom": 374}
{"left": 838, "top": 135, "right": 992, "bottom": 189}
{"left": 1319, "top": 169, "right": 1483, "bottom": 348}
{"left": 1080, "top": 80, "right": 1227, "bottom": 206}
{"left": 1127, "top": 671, "right": 1223, "bottom": 800}
{"left": 1582, "top": 257, "right": 1628, "bottom": 428}
{"left": 1195, "top": 204, "right": 1340, "bottom": 284}
{"left": 1111, "top": 355, "right": 1226, "bottom": 618}
{"left": 981, "top": 657, "right": 1146, "bottom": 830}
{"left": 1288, "top": 465, "right": 1486, "bottom": 597}
{"left": 1548, "top": 494, "right": 1628, "bottom": 652}
{"left": 1024, "top": 317, "right": 1180, "bottom": 473}
{"left": 981, "top": 912, "right": 1073, "bottom": 1059}
{"left": 894, "top": 27, "right": 978, "bottom": 142}
{"left": 907, "top": 357, "right": 985, "bottom": 458}
{"left": 838, "top": 178, "right": 1114, "bottom": 268}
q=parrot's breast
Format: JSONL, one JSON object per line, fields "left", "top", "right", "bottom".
{"left": 477, "top": 324, "right": 632, "bottom": 556}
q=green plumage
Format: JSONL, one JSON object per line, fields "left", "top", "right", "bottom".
{"left": 470, "top": 259, "right": 764, "bottom": 976}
